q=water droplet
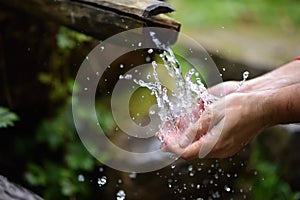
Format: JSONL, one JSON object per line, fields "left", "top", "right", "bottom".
{"left": 145, "top": 56, "right": 151, "bottom": 62}
{"left": 96, "top": 72, "right": 99, "bottom": 76}
{"left": 100, "top": 46, "right": 104, "bottom": 51}
{"left": 120, "top": 64, "right": 124, "bottom": 69}
{"left": 171, "top": 164, "right": 176, "bottom": 169}
{"left": 84, "top": 87, "right": 88, "bottom": 91}
{"left": 78, "top": 174, "right": 85, "bottom": 182}
{"left": 149, "top": 110, "right": 155, "bottom": 115}
{"left": 146, "top": 73, "right": 151, "bottom": 79}
{"left": 189, "top": 171, "right": 195, "bottom": 177}
{"left": 99, "top": 167, "right": 104, "bottom": 172}
{"left": 124, "top": 74, "right": 132, "bottom": 80}
{"left": 222, "top": 67, "right": 226, "bottom": 71}
{"left": 86, "top": 56, "right": 89, "bottom": 60}
{"left": 129, "top": 172, "right": 137, "bottom": 179}
{"left": 224, "top": 185, "right": 231, "bottom": 192}
{"left": 243, "top": 71, "right": 250, "bottom": 80}
{"left": 119, "top": 75, "right": 124, "bottom": 79}
{"left": 97, "top": 176, "right": 107, "bottom": 187}
{"left": 148, "top": 49, "right": 153, "bottom": 54}
{"left": 212, "top": 191, "right": 220, "bottom": 198}
{"left": 116, "top": 190, "right": 126, "bottom": 200}
{"left": 138, "top": 42, "right": 142, "bottom": 47}
{"left": 214, "top": 173, "right": 219, "bottom": 180}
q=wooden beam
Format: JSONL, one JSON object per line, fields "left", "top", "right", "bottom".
{"left": 75, "top": 0, "right": 175, "bottom": 17}
{"left": 0, "top": 0, "right": 180, "bottom": 41}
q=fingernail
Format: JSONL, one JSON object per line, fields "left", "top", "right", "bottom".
{"left": 179, "top": 135, "right": 190, "bottom": 148}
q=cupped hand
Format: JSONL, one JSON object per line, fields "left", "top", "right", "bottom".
{"left": 161, "top": 91, "right": 271, "bottom": 160}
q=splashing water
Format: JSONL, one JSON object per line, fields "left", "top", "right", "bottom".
{"left": 132, "top": 32, "right": 217, "bottom": 144}
{"left": 116, "top": 190, "right": 126, "bottom": 200}
{"left": 237, "top": 71, "right": 250, "bottom": 91}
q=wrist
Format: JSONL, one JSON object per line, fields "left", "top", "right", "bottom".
{"left": 254, "top": 90, "right": 276, "bottom": 127}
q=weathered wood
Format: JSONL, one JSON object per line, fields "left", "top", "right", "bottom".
{"left": 75, "top": 0, "right": 175, "bottom": 17}
{"left": 0, "top": 0, "right": 180, "bottom": 41}
{"left": 0, "top": 175, "right": 43, "bottom": 200}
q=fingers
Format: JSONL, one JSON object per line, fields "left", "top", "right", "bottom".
{"left": 181, "top": 138, "right": 203, "bottom": 160}
{"left": 180, "top": 122, "right": 223, "bottom": 160}
{"left": 198, "top": 124, "right": 223, "bottom": 158}
{"left": 208, "top": 81, "right": 239, "bottom": 97}
{"left": 179, "top": 123, "right": 198, "bottom": 148}
{"left": 178, "top": 114, "right": 210, "bottom": 149}
{"left": 160, "top": 96, "right": 226, "bottom": 159}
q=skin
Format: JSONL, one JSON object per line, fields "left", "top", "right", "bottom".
{"left": 162, "top": 60, "right": 300, "bottom": 160}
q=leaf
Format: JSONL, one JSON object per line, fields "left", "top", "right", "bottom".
{"left": 56, "top": 26, "right": 92, "bottom": 50}
{"left": 0, "top": 107, "right": 19, "bottom": 128}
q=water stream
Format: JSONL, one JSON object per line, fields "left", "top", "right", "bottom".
{"left": 130, "top": 31, "right": 218, "bottom": 144}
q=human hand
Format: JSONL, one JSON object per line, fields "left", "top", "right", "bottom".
{"left": 161, "top": 91, "right": 271, "bottom": 160}
{"left": 207, "top": 81, "right": 240, "bottom": 97}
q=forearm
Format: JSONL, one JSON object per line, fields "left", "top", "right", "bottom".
{"left": 241, "top": 60, "right": 300, "bottom": 92}
{"left": 263, "top": 83, "right": 300, "bottom": 125}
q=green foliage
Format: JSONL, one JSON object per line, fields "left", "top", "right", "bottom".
{"left": 0, "top": 107, "right": 18, "bottom": 128}
{"left": 25, "top": 103, "right": 96, "bottom": 199}
{"left": 25, "top": 26, "right": 100, "bottom": 199}
{"left": 56, "top": 26, "right": 92, "bottom": 50}
{"left": 170, "top": 0, "right": 300, "bottom": 30}
{"left": 250, "top": 147, "right": 300, "bottom": 200}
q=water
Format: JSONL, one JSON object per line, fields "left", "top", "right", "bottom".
{"left": 97, "top": 176, "right": 107, "bottom": 187}
{"left": 116, "top": 190, "right": 126, "bottom": 200}
{"left": 238, "top": 71, "right": 250, "bottom": 89}
{"left": 132, "top": 32, "right": 217, "bottom": 144}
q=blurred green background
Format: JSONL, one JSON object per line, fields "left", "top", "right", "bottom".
{"left": 1, "top": 0, "right": 300, "bottom": 199}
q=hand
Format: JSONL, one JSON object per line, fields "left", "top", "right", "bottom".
{"left": 207, "top": 81, "right": 240, "bottom": 97}
{"left": 161, "top": 91, "right": 270, "bottom": 160}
